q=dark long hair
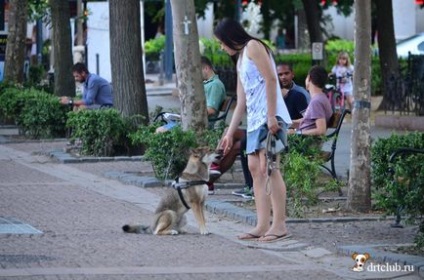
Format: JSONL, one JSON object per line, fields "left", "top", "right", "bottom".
{"left": 214, "top": 18, "right": 271, "bottom": 56}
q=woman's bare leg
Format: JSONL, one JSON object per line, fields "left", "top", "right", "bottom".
{"left": 238, "top": 151, "right": 271, "bottom": 237}
{"left": 259, "top": 154, "right": 288, "bottom": 240}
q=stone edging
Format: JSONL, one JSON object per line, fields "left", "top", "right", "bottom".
{"left": 48, "top": 150, "right": 146, "bottom": 164}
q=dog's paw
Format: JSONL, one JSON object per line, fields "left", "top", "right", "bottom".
{"left": 200, "top": 229, "right": 210, "bottom": 235}
{"left": 170, "top": 230, "right": 179, "bottom": 235}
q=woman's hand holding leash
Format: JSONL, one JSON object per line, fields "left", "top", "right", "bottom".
{"left": 267, "top": 116, "right": 281, "bottom": 135}
{"left": 220, "top": 134, "right": 234, "bottom": 156}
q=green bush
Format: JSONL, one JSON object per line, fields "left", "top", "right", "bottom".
{"left": 130, "top": 121, "right": 225, "bottom": 180}
{"left": 0, "top": 86, "right": 26, "bottom": 123}
{"left": 325, "top": 39, "right": 355, "bottom": 59}
{"left": 19, "top": 89, "right": 68, "bottom": 138}
{"left": 371, "top": 132, "right": 424, "bottom": 211}
{"left": 66, "top": 109, "right": 135, "bottom": 156}
{"left": 0, "top": 86, "right": 68, "bottom": 138}
{"left": 282, "top": 135, "right": 340, "bottom": 218}
{"left": 144, "top": 35, "right": 165, "bottom": 60}
{"left": 371, "top": 132, "right": 424, "bottom": 248}
{"left": 130, "top": 125, "right": 198, "bottom": 180}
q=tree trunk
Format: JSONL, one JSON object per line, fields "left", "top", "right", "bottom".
{"left": 50, "top": 0, "right": 75, "bottom": 97}
{"left": 296, "top": 8, "right": 310, "bottom": 50}
{"left": 4, "top": 0, "right": 27, "bottom": 84}
{"left": 170, "top": 0, "right": 207, "bottom": 132}
{"left": 375, "top": 0, "right": 400, "bottom": 110}
{"left": 109, "top": 0, "right": 148, "bottom": 121}
{"left": 301, "top": 0, "right": 325, "bottom": 66}
{"left": 301, "top": 0, "right": 323, "bottom": 45}
{"left": 347, "top": 0, "right": 372, "bottom": 213}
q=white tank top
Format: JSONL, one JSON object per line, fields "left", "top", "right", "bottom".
{"left": 237, "top": 47, "right": 292, "bottom": 132}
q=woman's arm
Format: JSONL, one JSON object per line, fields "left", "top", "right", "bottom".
{"left": 226, "top": 76, "right": 246, "bottom": 137}
{"left": 221, "top": 74, "right": 246, "bottom": 153}
{"left": 245, "top": 40, "right": 280, "bottom": 134}
{"left": 302, "top": 118, "right": 327, "bottom": 136}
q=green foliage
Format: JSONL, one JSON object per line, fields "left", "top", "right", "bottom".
{"left": 66, "top": 109, "right": 135, "bottom": 157}
{"left": 28, "top": 0, "right": 50, "bottom": 21}
{"left": 0, "top": 86, "right": 27, "bottom": 122}
{"left": 0, "top": 85, "right": 67, "bottom": 138}
{"left": 371, "top": 132, "right": 424, "bottom": 248}
{"left": 130, "top": 121, "right": 224, "bottom": 180}
{"left": 282, "top": 135, "right": 340, "bottom": 218}
{"left": 130, "top": 125, "right": 198, "bottom": 180}
{"left": 416, "top": 224, "right": 424, "bottom": 250}
{"left": 144, "top": 35, "right": 165, "bottom": 60}
{"left": 325, "top": 39, "right": 355, "bottom": 57}
{"left": 19, "top": 89, "right": 68, "bottom": 138}
{"left": 200, "top": 37, "right": 234, "bottom": 66}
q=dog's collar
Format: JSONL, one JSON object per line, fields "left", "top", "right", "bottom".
{"left": 171, "top": 177, "right": 208, "bottom": 210}
{"left": 171, "top": 178, "right": 208, "bottom": 189}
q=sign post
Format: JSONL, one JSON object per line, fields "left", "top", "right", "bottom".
{"left": 312, "top": 42, "right": 323, "bottom": 65}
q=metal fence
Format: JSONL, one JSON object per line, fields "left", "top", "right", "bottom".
{"left": 384, "top": 54, "right": 424, "bottom": 116}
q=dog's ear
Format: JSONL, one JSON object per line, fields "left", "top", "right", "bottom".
{"left": 364, "top": 253, "right": 371, "bottom": 261}
{"left": 351, "top": 252, "right": 358, "bottom": 260}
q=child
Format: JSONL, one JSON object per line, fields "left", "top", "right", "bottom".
{"left": 331, "top": 51, "right": 354, "bottom": 110}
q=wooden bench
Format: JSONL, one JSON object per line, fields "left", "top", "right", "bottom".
{"left": 208, "top": 95, "right": 236, "bottom": 128}
{"left": 318, "top": 109, "right": 351, "bottom": 180}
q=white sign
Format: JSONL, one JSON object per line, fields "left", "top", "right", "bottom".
{"left": 312, "top": 42, "right": 323, "bottom": 60}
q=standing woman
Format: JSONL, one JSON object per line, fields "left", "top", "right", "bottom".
{"left": 214, "top": 18, "right": 292, "bottom": 242}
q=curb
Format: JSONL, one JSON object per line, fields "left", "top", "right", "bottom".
{"left": 48, "top": 150, "right": 146, "bottom": 164}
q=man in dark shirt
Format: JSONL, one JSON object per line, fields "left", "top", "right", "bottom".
{"left": 277, "top": 63, "right": 309, "bottom": 120}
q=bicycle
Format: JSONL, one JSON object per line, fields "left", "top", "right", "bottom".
{"left": 324, "top": 73, "right": 352, "bottom": 112}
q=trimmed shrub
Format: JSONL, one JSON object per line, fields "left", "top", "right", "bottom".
{"left": 372, "top": 132, "right": 424, "bottom": 248}
{"left": 66, "top": 109, "right": 136, "bottom": 156}
{"left": 0, "top": 86, "right": 68, "bottom": 138}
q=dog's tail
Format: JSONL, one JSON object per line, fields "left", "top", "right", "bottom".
{"left": 122, "top": 224, "right": 152, "bottom": 234}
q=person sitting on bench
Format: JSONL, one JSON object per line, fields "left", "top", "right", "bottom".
{"left": 288, "top": 65, "right": 333, "bottom": 136}
{"left": 155, "top": 56, "right": 226, "bottom": 133}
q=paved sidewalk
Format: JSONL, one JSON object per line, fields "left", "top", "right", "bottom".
{"left": 1, "top": 137, "right": 423, "bottom": 279}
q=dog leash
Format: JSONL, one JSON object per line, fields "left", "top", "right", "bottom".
{"left": 265, "top": 131, "right": 278, "bottom": 195}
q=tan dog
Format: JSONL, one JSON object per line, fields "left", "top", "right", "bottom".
{"left": 122, "top": 147, "right": 221, "bottom": 235}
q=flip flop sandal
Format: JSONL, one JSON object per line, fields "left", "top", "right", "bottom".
{"left": 237, "top": 232, "right": 261, "bottom": 241}
{"left": 259, "top": 233, "right": 292, "bottom": 243}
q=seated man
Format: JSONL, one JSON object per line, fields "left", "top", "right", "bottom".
{"left": 155, "top": 56, "right": 226, "bottom": 133}
{"left": 288, "top": 65, "right": 333, "bottom": 136}
{"left": 60, "top": 62, "right": 113, "bottom": 110}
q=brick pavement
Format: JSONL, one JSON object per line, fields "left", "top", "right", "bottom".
{"left": 1, "top": 140, "right": 423, "bottom": 279}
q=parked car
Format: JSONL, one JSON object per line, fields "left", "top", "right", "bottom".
{"left": 396, "top": 33, "right": 424, "bottom": 58}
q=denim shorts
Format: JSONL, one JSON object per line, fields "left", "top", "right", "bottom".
{"left": 246, "top": 119, "right": 288, "bottom": 155}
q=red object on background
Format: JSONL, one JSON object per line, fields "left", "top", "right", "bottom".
{"left": 416, "top": 0, "right": 424, "bottom": 5}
